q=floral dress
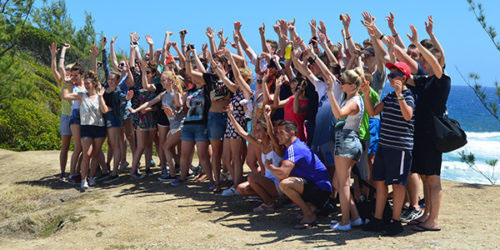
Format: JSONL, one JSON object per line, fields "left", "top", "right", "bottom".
{"left": 224, "top": 90, "right": 246, "bottom": 139}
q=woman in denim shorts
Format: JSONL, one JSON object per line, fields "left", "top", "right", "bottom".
{"left": 326, "top": 67, "right": 365, "bottom": 231}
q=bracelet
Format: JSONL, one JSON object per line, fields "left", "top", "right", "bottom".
{"left": 393, "top": 33, "right": 399, "bottom": 38}
{"left": 346, "top": 36, "right": 351, "bottom": 40}
{"left": 379, "top": 34, "right": 385, "bottom": 40}
{"left": 397, "top": 96, "right": 404, "bottom": 100}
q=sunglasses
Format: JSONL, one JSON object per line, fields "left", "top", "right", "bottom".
{"left": 146, "top": 71, "right": 153, "bottom": 75}
{"left": 119, "top": 63, "right": 126, "bottom": 67}
{"left": 388, "top": 73, "right": 405, "bottom": 79}
{"left": 256, "top": 80, "right": 263, "bottom": 84}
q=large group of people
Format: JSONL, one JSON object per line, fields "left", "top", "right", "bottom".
{"left": 50, "top": 11, "right": 450, "bottom": 235}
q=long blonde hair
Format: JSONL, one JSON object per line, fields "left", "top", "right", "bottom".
{"left": 341, "top": 67, "right": 363, "bottom": 92}
{"left": 163, "top": 71, "right": 183, "bottom": 94}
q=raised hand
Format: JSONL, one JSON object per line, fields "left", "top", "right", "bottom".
{"left": 386, "top": 35, "right": 396, "bottom": 50}
{"left": 407, "top": 25, "right": 419, "bottom": 45}
{"left": 63, "top": 43, "right": 70, "bottom": 49}
{"left": 318, "top": 20, "right": 327, "bottom": 35}
{"left": 126, "top": 90, "right": 134, "bottom": 100}
{"left": 202, "top": 43, "right": 208, "bottom": 53}
{"left": 279, "top": 19, "right": 288, "bottom": 34}
{"left": 318, "top": 32, "right": 327, "bottom": 44}
{"left": 233, "top": 30, "right": 239, "bottom": 43}
{"left": 97, "top": 85, "right": 105, "bottom": 96}
{"left": 425, "top": 15, "right": 434, "bottom": 36}
{"left": 309, "top": 19, "right": 317, "bottom": 35}
{"left": 163, "top": 106, "right": 174, "bottom": 117}
{"left": 340, "top": 14, "right": 351, "bottom": 29}
{"left": 205, "top": 27, "right": 215, "bottom": 38}
{"left": 111, "top": 35, "right": 117, "bottom": 44}
{"left": 145, "top": 34, "right": 154, "bottom": 45}
{"left": 360, "top": 78, "right": 370, "bottom": 95}
{"left": 165, "top": 31, "right": 174, "bottom": 36}
{"left": 288, "top": 18, "right": 296, "bottom": 26}
{"left": 362, "top": 11, "right": 376, "bottom": 25}
{"left": 140, "top": 60, "right": 149, "bottom": 70}
{"left": 234, "top": 21, "right": 242, "bottom": 33}
{"left": 264, "top": 104, "right": 272, "bottom": 118}
{"left": 217, "top": 28, "right": 225, "bottom": 40}
{"left": 49, "top": 42, "right": 59, "bottom": 57}
{"left": 179, "top": 30, "right": 187, "bottom": 39}
{"left": 386, "top": 12, "right": 395, "bottom": 30}
{"left": 259, "top": 22, "right": 265, "bottom": 35}
{"left": 273, "top": 21, "right": 281, "bottom": 35}
{"left": 168, "top": 41, "right": 177, "bottom": 48}
{"left": 100, "top": 36, "right": 107, "bottom": 50}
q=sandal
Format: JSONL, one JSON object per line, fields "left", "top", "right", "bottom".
{"left": 412, "top": 224, "right": 441, "bottom": 232}
{"left": 293, "top": 220, "right": 318, "bottom": 230}
{"left": 408, "top": 218, "right": 426, "bottom": 226}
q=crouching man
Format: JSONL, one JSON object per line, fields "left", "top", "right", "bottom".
{"left": 265, "top": 120, "right": 332, "bottom": 229}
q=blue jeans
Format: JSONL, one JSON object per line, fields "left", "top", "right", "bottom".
{"left": 207, "top": 112, "right": 227, "bottom": 141}
{"left": 181, "top": 123, "right": 209, "bottom": 142}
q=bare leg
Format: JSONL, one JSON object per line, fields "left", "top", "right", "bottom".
{"left": 108, "top": 127, "right": 122, "bottom": 175}
{"left": 195, "top": 141, "right": 213, "bottom": 182}
{"left": 60, "top": 134, "right": 72, "bottom": 175}
{"left": 210, "top": 139, "right": 223, "bottom": 188}
{"left": 179, "top": 140, "right": 195, "bottom": 180}
{"left": 247, "top": 173, "right": 279, "bottom": 204}
{"left": 164, "top": 131, "right": 181, "bottom": 176}
{"left": 373, "top": 180, "right": 388, "bottom": 220}
{"left": 80, "top": 138, "right": 93, "bottom": 181}
{"left": 279, "top": 177, "right": 316, "bottom": 224}
{"left": 230, "top": 138, "right": 244, "bottom": 188}
{"left": 70, "top": 124, "right": 82, "bottom": 176}
{"left": 392, "top": 184, "right": 406, "bottom": 221}
{"left": 419, "top": 175, "right": 442, "bottom": 230}
{"left": 158, "top": 125, "right": 169, "bottom": 171}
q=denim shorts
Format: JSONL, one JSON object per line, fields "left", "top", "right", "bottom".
{"left": 59, "top": 114, "right": 72, "bottom": 135}
{"left": 335, "top": 129, "right": 362, "bottom": 162}
{"left": 81, "top": 125, "right": 107, "bottom": 139}
{"left": 104, "top": 112, "right": 123, "bottom": 128}
{"left": 181, "top": 123, "right": 209, "bottom": 142}
{"left": 69, "top": 109, "right": 81, "bottom": 125}
{"left": 207, "top": 112, "right": 227, "bottom": 141}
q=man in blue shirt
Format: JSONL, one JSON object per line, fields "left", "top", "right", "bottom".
{"left": 265, "top": 120, "right": 332, "bottom": 229}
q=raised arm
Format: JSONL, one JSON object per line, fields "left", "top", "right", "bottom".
{"left": 205, "top": 27, "right": 217, "bottom": 55}
{"left": 259, "top": 23, "right": 270, "bottom": 53}
{"left": 225, "top": 49, "right": 250, "bottom": 94}
{"left": 272, "top": 75, "right": 289, "bottom": 108}
{"left": 58, "top": 43, "right": 70, "bottom": 82}
{"left": 214, "top": 61, "right": 238, "bottom": 93}
{"left": 191, "top": 48, "right": 207, "bottom": 73}
{"left": 340, "top": 14, "right": 356, "bottom": 54}
{"left": 384, "top": 12, "right": 405, "bottom": 50}
{"left": 227, "top": 105, "right": 261, "bottom": 149}
{"left": 97, "top": 85, "right": 110, "bottom": 114}
{"left": 325, "top": 75, "right": 359, "bottom": 119}
{"left": 185, "top": 49, "right": 205, "bottom": 84}
{"left": 145, "top": 34, "right": 156, "bottom": 64}
{"left": 49, "top": 42, "right": 62, "bottom": 85}
{"left": 90, "top": 45, "right": 99, "bottom": 73}
{"left": 407, "top": 25, "right": 442, "bottom": 78}
{"left": 61, "top": 87, "right": 81, "bottom": 101}
{"left": 263, "top": 106, "right": 283, "bottom": 156}
{"left": 293, "top": 83, "right": 307, "bottom": 114}
{"left": 365, "top": 24, "right": 388, "bottom": 74}
{"left": 425, "top": 16, "right": 445, "bottom": 67}
{"left": 318, "top": 32, "right": 338, "bottom": 65}
{"left": 360, "top": 80, "right": 383, "bottom": 116}
{"left": 140, "top": 60, "right": 156, "bottom": 92}
{"left": 161, "top": 31, "right": 173, "bottom": 67}
{"left": 171, "top": 42, "right": 185, "bottom": 67}
{"left": 234, "top": 21, "right": 257, "bottom": 64}
{"left": 393, "top": 44, "right": 419, "bottom": 74}
{"left": 101, "top": 36, "right": 110, "bottom": 79}
{"left": 109, "top": 35, "right": 119, "bottom": 70}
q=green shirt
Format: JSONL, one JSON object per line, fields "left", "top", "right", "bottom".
{"left": 359, "top": 87, "right": 379, "bottom": 141}
{"left": 61, "top": 99, "right": 72, "bottom": 116}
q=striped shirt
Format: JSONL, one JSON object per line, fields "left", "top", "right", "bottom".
{"left": 379, "top": 90, "right": 415, "bottom": 151}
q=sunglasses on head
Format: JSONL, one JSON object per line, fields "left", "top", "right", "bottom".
{"left": 388, "top": 73, "right": 405, "bottom": 79}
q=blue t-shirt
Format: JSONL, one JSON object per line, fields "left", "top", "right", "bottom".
{"left": 284, "top": 139, "right": 332, "bottom": 192}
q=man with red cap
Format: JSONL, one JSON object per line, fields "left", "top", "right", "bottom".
{"left": 360, "top": 61, "right": 416, "bottom": 236}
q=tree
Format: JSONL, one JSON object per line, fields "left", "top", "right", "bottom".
{"left": 0, "top": 0, "right": 36, "bottom": 57}
{"left": 31, "top": 0, "right": 75, "bottom": 42}
{"left": 458, "top": 0, "right": 499, "bottom": 185}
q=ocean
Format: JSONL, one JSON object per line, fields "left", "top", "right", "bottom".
{"left": 381, "top": 84, "right": 500, "bottom": 185}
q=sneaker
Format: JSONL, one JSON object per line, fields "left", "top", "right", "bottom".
{"left": 330, "top": 221, "right": 351, "bottom": 231}
{"left": 401, "top": 207, "right": 424, "bottom": 223}
{"left": 88, "top": 177, "right": 96, "bottom": 186}
{"left": 158, "top": 174, "right": 177, "bottom": 182}
{"left": 130, "top": 172, "right": 145, "bottom": 180}
{"left": 253, "top": 202, "right": 274, "bottom": 213}
{"left": 81, "top": 180, "right": 89, "bottom": 190}
{"left": 104, "top": 175, "right": 120, "bottom": 184}
{"left": 145, "top": 168, "right": 154, "bottom": 176}
{"left": 171, "top": 178, "right": 186, "bottom": 187}
{"left": 150, "top": 159, "right": 156, "bottom": 167}
{"left": 221, "top": 187, "right": 239, "bottom": 196}
{"left": 59, "top": 173, "right": 66, "bottom": 181}
{"left": 351, "top": 217, "right": 364, "bottom": 227}
{"left": 160, "top": 169, "right": 169, "bottom": 178}
{"left": 383, "top": 220, "right": 404, "bottom": 236}
{"left": 362, "top": 218, "right": 385, "bottom": 232}
{"left": 119, "top": 162, "right": 129, "bottom": 172}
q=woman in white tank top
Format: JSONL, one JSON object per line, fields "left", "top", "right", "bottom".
{"left": 63, "top": 71, "right": 109, "bottom": 191}
{"left": 226, "top": 104, "right": 285, "bottom": 212}
{"left": 326, "top": 67, "right": 365, "bottom": 231}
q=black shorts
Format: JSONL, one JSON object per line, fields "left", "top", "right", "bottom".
{"left": 412, "top": 132, "right": 443, "bottom": 176}
{"left": 81, "top": 125, "right": 106, "bottom": 139}
{"left": 372, "top": 146, "right": 412, "bottom": 185}
{"left": 155, "top": 110, "right": 170, "bottom": 127}
{"left": 302, "top": 179, "right": 331, "bottom": 210}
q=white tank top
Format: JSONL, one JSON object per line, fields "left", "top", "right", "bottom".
{"left": 80, "top": 93, "right": 104, "bottom": 126}
{"left": 340, "top": 95, "right": 364, "bottom": 132}
{"left": 261, "top": 150, "right": 282, "bottom": 179}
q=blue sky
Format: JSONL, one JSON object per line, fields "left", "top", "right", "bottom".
{"left": 60, "top": 0, "right": 500, "bottom": 87}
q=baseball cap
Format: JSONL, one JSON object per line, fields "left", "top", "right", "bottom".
{"left": 385, "top": 62, "right": 411, "bottom": 79}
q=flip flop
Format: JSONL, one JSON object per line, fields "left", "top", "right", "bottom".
{"left": 412, "top": 224, "right": 441, "bottom": 232}
{"left": 293, "top": 220, "right": 318, "bottom": 230}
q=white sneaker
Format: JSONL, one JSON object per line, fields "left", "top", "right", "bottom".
{"left": 221, "top": 187, "right": 239, "bottom": 196}
{"left": 81, "top": 180, "right": 89, "bottom": 190}
{"left": 88, "top": 177, "right": 96, "bottom": 186}
{"left": 330, "top": 222, "right": 351, "bottom": 231}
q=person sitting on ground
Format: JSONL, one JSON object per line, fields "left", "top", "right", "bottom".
{"left": 265, "top": 120, "right": 332, "bottom": 229}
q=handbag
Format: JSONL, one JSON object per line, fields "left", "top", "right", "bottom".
{"left": 432, "top": 112, "right": 467, "bottom": 153}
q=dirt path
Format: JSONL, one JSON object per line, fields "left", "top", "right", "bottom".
{"left": 0, "top": 149, "right": 499, "bottom": 249}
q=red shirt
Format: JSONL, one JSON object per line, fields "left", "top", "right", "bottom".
{"left": 284, "top": 95, "right": 308, "bottom": 141}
